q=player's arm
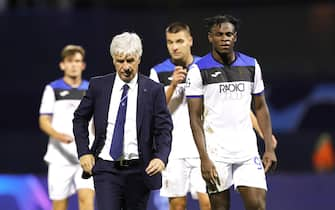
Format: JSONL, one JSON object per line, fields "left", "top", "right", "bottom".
{"left": 39, "top": 115, "right": 73, "bottom": 144}
{"left": 187, "top": 97, "right": 206, "bottom": 159}
{"left": 187, "top": 97, "right": 217, "bottom": 184}
{"left": 165, "top": 66, "right": 187, "bottom": 103}
{"left": 250, "top": 111, "right": 277, "bottom": 149}
{"left": 253, "top": 95, "right": 277, "bottom": 172}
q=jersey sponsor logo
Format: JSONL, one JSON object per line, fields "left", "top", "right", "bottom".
{"left": 219, "top": 83, "right": 245, "bottom": 93}
{"left": 218, "top": 82, "right": 250, "bottom": 100}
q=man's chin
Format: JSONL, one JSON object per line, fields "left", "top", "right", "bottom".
{"left": 68, "top": 75, "right": 80, "bottom": 79}
{"left": 171, "top": 57, "right": 185, "bottom": 65}
{"left": 172, "top": 54, "right": 183, "bottom": 60}
{"left": 120, "top": 75, "right": 132, "bottom": 83}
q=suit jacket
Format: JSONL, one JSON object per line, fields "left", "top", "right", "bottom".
{"left": 73, "top": 73, "right": 173, "bottom": 189}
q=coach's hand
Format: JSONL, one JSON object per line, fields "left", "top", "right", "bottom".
{"left": 80, "top": 154, "right": 95, "bottom": 175}
{"left": 145, "top": 158, "right": 165, "bottom": 176}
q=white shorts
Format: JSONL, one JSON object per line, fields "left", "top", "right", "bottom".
{"left": 161, "top": 158, "right": 207, "bottom": 199}
{"left": 48, "top": 163, "right": 94, "bottom": 200}
{"left": 207, "top": 156, "right": 267, "bottom": 194}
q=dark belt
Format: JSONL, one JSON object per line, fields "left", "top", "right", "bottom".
{"left": 113, "top": 159, "right": 141, "bottom": 168}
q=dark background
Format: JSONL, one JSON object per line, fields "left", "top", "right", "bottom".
{"left": 1, "top": 0, "right": 335, "bottom": 173}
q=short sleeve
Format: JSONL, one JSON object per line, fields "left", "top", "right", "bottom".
{"left": 39, "top": 85, "right": 55, "bottom": 115}
{"left": 185, "top": 64, "right": 204, "bottom": 97}
{"left": 252, "top": 60, "right": 265, "bottom": 95}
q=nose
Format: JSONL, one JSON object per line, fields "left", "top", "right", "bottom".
{"left": 121, "top": 61, "right": 130, "bottom": 70}
{"left": 171, "top": 43, "right": 178, "bottom": 51}
{"left": 222, "top": 34, "right": 231, "bottom": 42}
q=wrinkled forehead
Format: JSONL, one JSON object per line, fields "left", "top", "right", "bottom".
{"left": 113, "top": 53, "right": 139, "bottom": 61}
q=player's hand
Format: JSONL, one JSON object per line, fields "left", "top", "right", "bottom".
{"left": 200, "top": 157, "right": 218, "bottom": 185}
{"left": 145, "top": 158, "right": 165, "bottom": 176}
{"left": 54, "top": 133, "right": 73, "bottom": 144}
{"left": 80, "top": 154, "right": 95, "bottom": 175}
{"left": 171, "top": 66, "right": 187, "bottom": 87}
{"left": 262, "top": 150, "right": 277, "bottom": 173}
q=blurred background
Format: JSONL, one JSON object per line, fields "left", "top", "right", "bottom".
{"left": 0, "top": 0, "right": 334, "bottom": 209}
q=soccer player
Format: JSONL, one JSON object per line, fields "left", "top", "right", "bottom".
{"left": 150, "top": 22, "right": 211, "bottom": 210}
{"left": 39, "top": 45, "right": 95, "bottom": 210}
{"left": 186, "top": 14, "right": 277, "bottom": 210}
{"left": 150, "top": 21, "right": 276, "bottom": 210}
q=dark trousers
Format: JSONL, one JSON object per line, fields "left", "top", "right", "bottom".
{"left": 93, "top": 158, "right": 151, "bottom": 210}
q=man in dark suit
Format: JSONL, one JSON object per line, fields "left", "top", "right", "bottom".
{"left": 73, "top": 32, "right": 173, "bottom": 210}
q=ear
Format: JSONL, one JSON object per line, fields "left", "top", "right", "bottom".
{"left": 234, "top": 32, "right": 238, "bottom": 43}
{"left": 81, "top": 62, "right": 86, "bottom": 72}
{"left": 207, "top": 32, "right": 213, "bottom": 43}
{"left": 137, "top": 57, "right": 141, "bottom": 64}
{"left": 59, "top": 62, "right": 65, "bottom": 72}
{"left": 189, "top": 36, "right": 193, "bottom": 47}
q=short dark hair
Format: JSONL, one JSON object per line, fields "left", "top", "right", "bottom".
{"left": 204, "top": 14, "right": 240, "bottom": 33}
{"left": 60, "top": 45, "right": 85, "bottom": 61}
{"left": 165, "top": 22, "right": 191, "bottom": 36}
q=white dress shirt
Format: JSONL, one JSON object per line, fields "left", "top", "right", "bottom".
{"left": 99, "top": 73, "right": 139, "bottom": 161}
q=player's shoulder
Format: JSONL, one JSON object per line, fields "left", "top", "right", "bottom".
{"left": 78, "top": 80, "right": 89, "bottom": 90}
{"left": 48, "top": 78, "right": 89, "bottom": 90}
{"left": 193, "top": 55, "right": 202, "bottom": 63}
{"left": 152, "top": 58, "right": 175, "bottom": 73}
{"left": 82, "top": 79, "right": 89, "bottom": 84}
{"left": 234, "top": 51, "right": 256, "bottom": 66}
{"left": 194, "top": 53, "right": 221, "bottom": 70}
{"left": 48, "top": 78, "right": 66, "bottom": 89}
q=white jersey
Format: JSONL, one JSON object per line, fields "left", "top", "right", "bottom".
{"left": 39, "top": 78, "right": 90, "bottom": 165}
{"left": 150, "top": 57, "right": 201, "bottom": 159}
{"left": 185, "top": 52, "right": 264, "bottom": 163}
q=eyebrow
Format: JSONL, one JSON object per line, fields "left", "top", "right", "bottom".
{"left": 116, "top": 58, "right": 135, "bottom": 62}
